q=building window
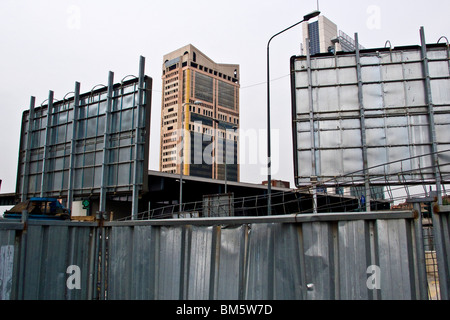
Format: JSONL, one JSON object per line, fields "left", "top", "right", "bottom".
{"left": 194, "top": 73, "right": 214, "bottom": 103}
{"left": 218, "top": 81, "right": 235, "bottom": 109}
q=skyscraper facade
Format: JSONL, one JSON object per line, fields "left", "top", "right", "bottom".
{"left": 301, "top": 15, "right": 364, "bottom": 55}
{"left": 160, "top": 44, "right": 240, "bottom": 182}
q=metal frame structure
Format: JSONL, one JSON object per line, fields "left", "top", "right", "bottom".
{"left": 15, "top": 57, "right": 152, "bottom": 219}
{"left": 291, "top": 28, "right": 450, "bottom": 211}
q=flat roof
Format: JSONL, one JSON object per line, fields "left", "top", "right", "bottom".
{"left": 148, "top": 170, "right": 292, "bottom": 192}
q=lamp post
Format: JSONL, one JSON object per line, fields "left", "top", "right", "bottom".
{"left": 213, "top": 120, "right": 238, "bottom": 194}
{"left": 266, "top": 10, "right": 320, "bottom": 215}
{"left": 179, "top": 101, "right": 201, "bottom": 214}
{"left": 224, "top": 125, "right": 238, "bottom": 194}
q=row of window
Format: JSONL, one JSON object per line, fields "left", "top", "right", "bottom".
{"left": 162, "top": 150, "right": 177, "bottom": 157}
{"left": 164, "top": 94, "right": 178, "bottom": 103}
{"left": 190, "top": 62, "right": 239, "bottom": 84}
{"left": 163, "top": 118, "right": 177, "bottom": 126}
{"left": 162, "top": 164, "right": 176, "bottom": 171}
{"left": 165, "top": 76, "right": 179, "bottom": 85}
{"left": 217, "top": 113, "right": 239, "bottom": 125}
{"left": 164, "top": 100, "right": 178, "bottom": 108}
{"left": 163, "top": 137, "right": 177, "bottom": 144}
{"left": 165, "top": 82, "right": 178, "bottom": 91}
{"left": 164, "top": 88, "right": 179, "bottom": 98}
{"left": 188, "top": 105, "right": 238, "bottom": 125}
{"left": 163, "top": 112, "right": 177, "bottom": 120}
{"left": 162, "top": 143, "right": 176, "bottom": 150}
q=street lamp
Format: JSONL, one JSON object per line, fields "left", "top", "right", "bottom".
{"left": 266, "top": 10, "right": 320, "bottom": 215}
{"left": 179, "top": 101, "right": 201, "bottom": 214}
{"left": 213, "top": 120, "right": 238, "bottom": 194}
{"left": 224, "top": 125, "right": 238, "bottom": 194}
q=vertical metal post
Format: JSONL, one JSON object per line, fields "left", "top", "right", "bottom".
{"left": 266, "top": 11, "right": 320, "bottom": 216}
{"left": 412, "top": 202, "right": 429, "bottom": 300}
{"left": 179, "top": 103, "right": 185, "bottom": 214}
{"left": 17, "top": 210, "right": 29, "bottom": 300}
{"left": 67, "top": 82, "right": 80, "bottom": 211}
{"left": 21, "top": 96, "right": 35, "bottom": 202}
{"left": 100, "top": 219, "right": 106, "bottom": 299}
{"left": 225, "top": 137, "right": 228, "bottom": 194}
{"left": 355, "top": 33, "right": 371, "bottom": 212}
{"left": 306, "top": 38, "right": 318, "bottom": 214}
{"left": 131, "top": 56, "right": 145, "bottom": 219}
{"left": 420, "top": 26, "right": 442, "bottom": 206}
{"left": 266, "top": 41, "right": 273, "bottom": 216}
{"left": 40, "top": 90, "right": 54, "bottom": 197}
{"left": 431, "top": 206, "right": 449, "bottom": 300}
{"left": 180, "top": 69, "right": 192, "bottom": 214}
{"left": 99, "top": 72, "right": 114, "bottom": 214}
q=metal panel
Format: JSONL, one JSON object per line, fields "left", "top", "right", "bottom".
{"left": 244, "top": 223, "right": 274, "bottom": 300}
{"left": 215, "top": 225, "right": 247, "bottom": 300}
{"left": 272, "top": 224, "right": 304, "bottom": 299}
{"left": 432, "top": 206, "right": 450, "bottom": 299}
{"left": 291, "top": 43, "right": 450, "bottom": 187}
{"left": 302, "top": 221, "right": 335, "bottom": 299}
{"left": 131, "top": 225, "right": 157, "bottom": 300}
{"left": 338, "top": 220, "right": 371, "bottom": 299}
{"left": 187, "top": 226, "right": 214, "bottom": 299}
{"left": 13, "top": 222, "right": 96, "bottom": 300}
{"left": 376, "top": 219, "right": 414, "bottom": 299}
{"left": 0, "top": 229, "right": 16, "bottom": 300}
{"left": 156, "top": 226, "right": 185, "bottom": 299}
{"left": 107, "top": 226, "right": 133, "bottom": 299}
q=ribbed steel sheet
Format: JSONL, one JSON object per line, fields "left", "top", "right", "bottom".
{"left": 432, "top": 205, "right": 450, "bottom": 299}
{"left": 105, "top": 211, "right": 426, "bottom": 300}
{"left": 0, "top": 221, "right": 97, "bottom": 300}
{"left": 0, "top": 211, "right": 435, "bottom": 300}
{"left": 0, "top": 225, "right": 17, "bottom": 300}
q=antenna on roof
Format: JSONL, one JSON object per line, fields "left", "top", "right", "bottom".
{"left": 317, "top": 0, "right": 320, "bottom": 11}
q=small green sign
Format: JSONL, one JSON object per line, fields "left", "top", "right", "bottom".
{"left": 82, "top": 200, "right": 90, "bottom": 209}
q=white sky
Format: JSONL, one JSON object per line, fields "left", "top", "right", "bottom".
{"left": 0, "top": 0, "right": 449, "bottom": 197}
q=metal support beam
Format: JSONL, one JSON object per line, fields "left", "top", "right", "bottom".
{"left": 306, "top": 38, "right": 318, "bottom": 214}
{"left": 99, "top": 72, "right": 114, "bottom": 214}
{"left": 67, "top": 82, "right": 80, "bottom": 211}
{"left": 355, "top": 33, "right": 371, "bottom": 212}
{"left": 412, "top": 202, "right": 430, "bottom": 300}
{"left": 432, "top": 206, "right": 450, "bottom": 300}
{"left": 420, "top": 26, "right": 442, "bottom": 206}
{"left": 131, "top": 56, "right": 145, "bottom": 220}
{"left": 20, "top": 96, "right": 35, "bottom": 202}
{"left": 40, "top": 90, "right": 54, "bottom": 197}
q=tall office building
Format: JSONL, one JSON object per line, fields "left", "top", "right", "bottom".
{"left": 160, "top": 44, "right": 240, "bottom": 182}
{"left": 301, "top": 15, "right": 364, "bottom": 55}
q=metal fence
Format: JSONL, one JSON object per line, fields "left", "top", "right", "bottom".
{"left": 3, "top": 209, "right": 449, "bottom": 300}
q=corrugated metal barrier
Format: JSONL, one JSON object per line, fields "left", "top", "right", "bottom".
{"left": 1, "top": 210, "right": 448, "bottom": 300}
{"left": 432, "top": 205, "right": 450, "bottom": 299}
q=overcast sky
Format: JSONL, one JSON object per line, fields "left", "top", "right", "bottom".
{"left": 0, "top": 0, "right": 449, "bottom": 197}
